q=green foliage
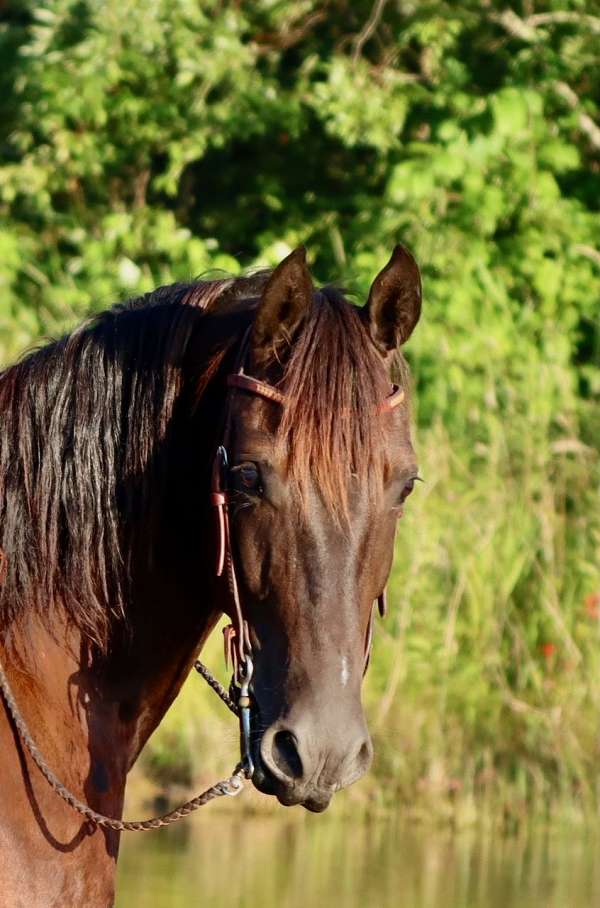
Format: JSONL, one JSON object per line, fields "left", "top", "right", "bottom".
{"left": 1, "top": 0, "right": 599, "bottom": 816}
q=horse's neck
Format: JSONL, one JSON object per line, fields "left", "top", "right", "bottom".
{"left": 0, "top": 594, "right": 219, "bottom": 908}
{"left": 6, "top": 618, "right": 100, "bottom": 781}
{"left": 5, "top": 559, "right": 221, "bottom": 795}
{"left": 99, "top": 579, "right": 221, "bottom": 767}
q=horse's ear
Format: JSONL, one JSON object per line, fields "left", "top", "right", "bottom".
{"left": 252, "top": 246, "right": 313, "bottom": 365}
{"left": 362, "top": 245, "right": 422, "bottom": 354}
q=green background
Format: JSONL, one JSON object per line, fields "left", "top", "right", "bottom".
{"left": 1, "top": 0, "right": 599, "bottom": 821}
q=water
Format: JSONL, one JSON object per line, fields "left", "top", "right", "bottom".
{"left": 117, "top": 811, "right": 600, "bottom": 908}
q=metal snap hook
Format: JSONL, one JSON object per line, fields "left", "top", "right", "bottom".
{"left": 237, "top": 655, "right": 254, "bottom": 778}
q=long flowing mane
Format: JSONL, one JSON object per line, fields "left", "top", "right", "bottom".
{"left": 0, "top": 276, "right": 403, "bottom": 650}
{"left": 0, "top": 278, "right": 238, "bottom": 649}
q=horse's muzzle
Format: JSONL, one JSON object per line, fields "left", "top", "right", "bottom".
{"left": 250, "top": 716, "right": 373, "bottom": 811}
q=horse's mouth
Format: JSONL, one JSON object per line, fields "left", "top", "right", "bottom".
{"left": 299, "top": 793, "right": 332, "bottom": 813}
{"left": 250, "top": 746, "right": 333, "bottom": 812}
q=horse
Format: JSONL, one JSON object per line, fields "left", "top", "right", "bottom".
{"left": 0, "top": 244, "right": 421, "bottom": 907}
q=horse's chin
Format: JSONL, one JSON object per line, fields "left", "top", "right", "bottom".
{"left": 251, "top": 761, "right": 333, "bottom": 812}
{"left": 273, "top": 786, "right": 332, "bottom": 812}
{"left": 300, "top": 793, "right": 332, "bottom": 813}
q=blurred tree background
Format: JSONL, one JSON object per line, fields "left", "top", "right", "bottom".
{"left": 0, "top": 0, "right": 599, "bottom": 820}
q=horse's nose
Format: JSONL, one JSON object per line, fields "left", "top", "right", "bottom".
{"left": 268, "top": 728, "right": 305, "bottom": 780}
{"left": 259, "top": 717, "right": 373, "bottom": 807}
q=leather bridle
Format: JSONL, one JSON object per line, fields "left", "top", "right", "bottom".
{"left": 210, "top": 328, "right": 405, "bottom": 777}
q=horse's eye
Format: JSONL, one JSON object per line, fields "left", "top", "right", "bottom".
{"left": 230, "top": 462, "right": 262, "bottom": 495}
{"left": 393, "top": 477, "right": 418, "bottom": 516}
{"left": 400, "top": 478, "right": 415, "bottom": 504}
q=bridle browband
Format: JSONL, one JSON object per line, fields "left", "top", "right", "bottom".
{"left": 227, "top": 372, "right": 406, "bottom": 412}
{"left": 210, "top": 328, "right": 405, "bottom": 777}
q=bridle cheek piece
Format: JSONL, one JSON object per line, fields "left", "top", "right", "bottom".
{"left": 210, "top": 338, "right": 404, "bottom": 778}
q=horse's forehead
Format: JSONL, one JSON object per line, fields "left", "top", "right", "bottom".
{"left": 230, "top": 395, "right": 280, "bottom": 447}
{"left": 387, "top": 406, "right": 415, "bottom": 455}
{"left": 231, "top": 385, "right": 411, "bottom": 430}
{"left": 231, "top": 422, "right": 277, "bottom": 460}
{"left": 230, "top": 393, "right": 414, "bottom": 497}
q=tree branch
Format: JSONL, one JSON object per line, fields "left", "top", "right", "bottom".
{"left": 553, "top": 80, "right": 600, "bottom": 151}
{"left": 573, "top": 245, "right": 600, "bottom": 268}
{"left": 352, "top": 0, "right": 389, "bottom": 63}
{"left": 491, "top": 8, "right": 600, "bottom": 41}
{"left": 253, "top": 10, "right": 327, "bottom": 52}
{"left": 527, "top": 12, "right": 600, "bottom": 34}
{"left": 490, "top": 8, "right": 540, "bottom": 41}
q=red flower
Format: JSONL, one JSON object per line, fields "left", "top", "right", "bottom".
{"left": 541, "top": 642, "right": 555, "bottom": 661}
{"left": 585, "top": 593, "right": 600, "bottom": 619}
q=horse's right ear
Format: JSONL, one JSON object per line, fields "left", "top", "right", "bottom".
{"left": 362, "top": 245, "right": 422, "bottom": 355}
{"left": 252, "top": 246, "right": 313, "bottom": 365}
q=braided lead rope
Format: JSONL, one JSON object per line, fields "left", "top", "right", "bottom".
{"left": 194, "top": 659, "right": 239, "bottom": 716}
{"left": 0, "top": 657, "right": 247, "bottom": 832}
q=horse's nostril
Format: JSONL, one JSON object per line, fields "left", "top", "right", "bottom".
{"left": 272, "top": 730, "right": 303, "bottom": 780}
{"left": 357, "top": 738, "right": 373, "bottom": 769}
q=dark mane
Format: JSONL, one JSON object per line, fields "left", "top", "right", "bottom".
{"left": 0, "top": 276, "right": 403, "bottom": 648}
{"left": 0, "top": 276, "right": 257, "bottom": 649}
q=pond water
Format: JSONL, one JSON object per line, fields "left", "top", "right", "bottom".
{"left": 117, "top": 810, "right": 600, "bottom": 908}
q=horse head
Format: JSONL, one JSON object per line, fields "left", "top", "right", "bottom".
{"left": 214, "top": 246, "right": 421, "bottom": 811}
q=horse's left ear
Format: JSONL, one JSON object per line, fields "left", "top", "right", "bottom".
{"left": 362, "top": 245, "right": 422, "bottom": 354}
{"left": 252, "top": 246, "right": 313, "bottom": 365}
